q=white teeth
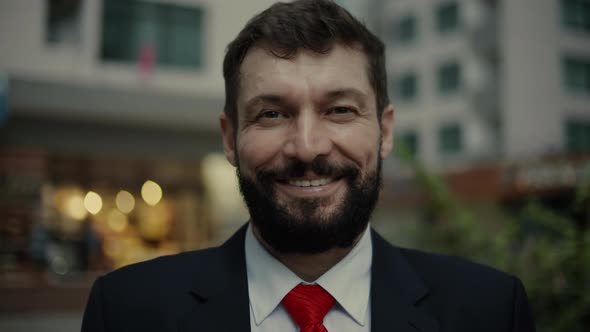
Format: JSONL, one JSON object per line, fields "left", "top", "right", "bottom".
{"left": 289, "top": 178, "right": 331, "bottom": 187}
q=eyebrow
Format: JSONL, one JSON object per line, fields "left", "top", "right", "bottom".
{"left": 245, "top": 88, "right": 368, "bottom": 108}
{"left": 323, "top": 88, "right": 368, "bottom": 104}
{"left": 245, "top": 94, "right": 288, "bottom": 110}
{"left": 324, "top": 88, "right": 368, "bottom": 108}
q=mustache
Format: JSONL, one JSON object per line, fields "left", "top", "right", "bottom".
{"left": 255, "top": 157, "right": 359, "bottom": 183}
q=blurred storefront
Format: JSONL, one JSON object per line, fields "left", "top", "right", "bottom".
{"left": 0, "top": 143, "right": 248, "bottom": 312}
{"left": 377, "top": 154, "right": 590, "bottom": 228}
{"left": 0, "top": 106, "right": 249, "bottom": 314}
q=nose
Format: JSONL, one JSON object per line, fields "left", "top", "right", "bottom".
{"left": 282, "top": 111, "right": 332, "bottom": 163}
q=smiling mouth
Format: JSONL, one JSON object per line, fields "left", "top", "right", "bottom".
{"left": 287, "top": 177, "right": 335, "bottom": 187}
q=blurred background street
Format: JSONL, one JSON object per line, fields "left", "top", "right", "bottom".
{"left": 0, "top": 0, "right": 589, "bottom": 331}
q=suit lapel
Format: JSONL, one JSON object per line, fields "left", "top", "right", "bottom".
{"left": 180, "top": 224, "right": 250, "bottom": 332}
{"left": 370, "top": 229, "right": 439, "bottom": 332}
{"left": 178, "top": 225, "right": 439, "bottom": 331}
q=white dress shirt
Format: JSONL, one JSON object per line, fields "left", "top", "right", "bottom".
{"left": 245, "top": 223, "right": 372, "bottom": 332}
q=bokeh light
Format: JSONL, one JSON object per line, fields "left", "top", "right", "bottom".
{"left": 64, "top": 194, "right": 87, "bottom": 220}
{"left": 84, "top": 191, "right": 103, "bottom": 215}
{"left": 116, "top": 190, "right": 135, "bottom": 214}
{"left": 141, "top": 180, "right": 163, "bottom": 206}
{"left": 107, "top": 209, "right": 128, "bottom": 233}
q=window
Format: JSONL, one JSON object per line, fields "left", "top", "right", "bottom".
{"left": 46, "top": 0, "right": 82, "bottom": 46}
{"left": 438, "top": 61, "right": 461, "bottom": 94}
{"left": 395, "top": 131, "right": 419, "bottom": 159}
{"left": 393, "top": 72, "right": 418, "bottom": 102}
{"left": 563, "top": 56, "right": 590, "bottom": 94}
{"left": 566, "top": 120, "right": 590, "bottom": 153}
{"left": 561, "top": 0, "right": 590, "bottom": 32}
{"left": 392, "top": 15, "right": 417, "bottom": 45}
{"left": 101, "top": 0, "right": 204, "bottom": 69}
{"left": 439, "top": 123, "right": 462, "bottom": 155}
{"left": 436, "top": 2, "right": 460, "bottom": 34}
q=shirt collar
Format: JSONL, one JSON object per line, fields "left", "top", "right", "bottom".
{"left": 245, "top": 223, "right": 372, "bottom": 327}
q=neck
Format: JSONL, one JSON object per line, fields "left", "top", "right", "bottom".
{"left": 251, "top": 225, "right": 363, "bottom": 282}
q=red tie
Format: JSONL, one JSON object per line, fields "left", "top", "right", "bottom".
{"left": 282, "top": 284, "right": 335, "bottom": 332}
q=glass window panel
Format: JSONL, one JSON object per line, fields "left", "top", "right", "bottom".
{"left": 438, "top": 61, "right": 461, "bottom": 94}
{"left": 439, "top": 123, "right": 463, "bottom": 155}
{"left": 395, "top": 72, "right": 418, "bottom": 101}
{"left": 561, "top": 0, "right": 590, "bottom": 32}
{"left": 563, "top": 56, "right": 590, "bottom": 94}
{"left": 436, "top": 2, "right": 459, "bottom": 34}
{"left": 396, "top": 131, "right": 419, "bottom": 159}
{"left": 392, "top": 15, "right": 417, "bottom": 45}
{"left": 101, "top": 0, "right": 204, "bottom": 69}
{"left": 46, "top": 0, "right": 82, "bottom": 46}
{"left": 566, "top": 120, "right": 590, "bottom": 153}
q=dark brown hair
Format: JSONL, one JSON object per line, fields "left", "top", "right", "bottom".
{"left": 222, "top": 0, "right": 389, "bottom": 128}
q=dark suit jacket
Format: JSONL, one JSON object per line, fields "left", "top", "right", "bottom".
{"left": 81, "top": 224, "right": 535, "bottom": 331}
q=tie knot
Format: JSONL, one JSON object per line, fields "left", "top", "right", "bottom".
{"left": 282, "top": 284, "right": 335, "bottom": 331}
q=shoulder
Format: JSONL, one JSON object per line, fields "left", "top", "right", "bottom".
{"left": 371, "top": 229, "right": 516, "bottom": 291}
{"left": 99, "top": 224, "right": 248, "bottom": 289}
{"left": 82, "top": 248, "right": 227, "bottom": 330}
{"left": 91, "top": 247, "right": 228, "bottom": 310}
{"left": 397, "top": 247, "right": 518, "bottom": 293}
{"left": 82, "top": 226, "right": 250, "bottom": 330}
{"left": 99, "top": 247, "right": 221, "bottom": 288}
{"left": 395, "top": 247, "right": 535, "bottom": 330}
{"left": 397, "top": 247, "right": 523, "bottom": 313}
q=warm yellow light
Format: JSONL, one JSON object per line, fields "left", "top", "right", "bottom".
{"left": 107, "top": 209, "right": 128, "bottom": 232}
{"left": 141, "top": 180, "right": 162, "bottom": 206}
{"left": 84, "top": 191, "right": 103, "bottom": 215}
{"left": 116, "top": 190, "right": 135, "bottom": 214}
{"left": 65, "top": 195, "right": 88, "bottom": 220}
{"left": 136, "top": 203, "right": 170, "bottom": 240}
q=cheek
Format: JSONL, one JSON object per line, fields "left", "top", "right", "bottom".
{"left": 352, "top": 141, "right": 380, "bottom": 169}
{"left": 332, "top": 126, "right": 381, "bottom": 168}
{"left": 237, "top": 131, "right": 285, "bottom": 173}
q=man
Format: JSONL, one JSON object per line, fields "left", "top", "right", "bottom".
{"left": 82, "top": 1, "right": 535, "bottom": 331}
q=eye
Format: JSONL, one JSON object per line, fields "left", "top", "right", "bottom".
{"left": 331, "top": 107, "right": 353, "bottom": 114}
{"left": 259, "top": 110, "right": 282, "bottom": 119}
{"left": 253, "top": 109, "right": 289, "bottom": 126}
{"left": 326, "top": 106, "right": 358, "bottom": 121}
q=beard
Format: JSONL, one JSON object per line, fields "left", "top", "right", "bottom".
{"left": 237, "top": 156, "right": 382, "bottom": 254}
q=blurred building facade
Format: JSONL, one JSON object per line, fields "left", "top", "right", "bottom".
{"left": 381, "top": 0, "right": 590, "bottom": 168}
{"left": 365, "top": 0, "right": 590, "bottom": 234}
{"left": 0, "top": 0, "right": 273, "bottom": 319}
{"left": 0, "top": 0, "right": 277, "bottom": 148}
{"left": 336, "top": 1, "right": 590, "bottom": 230}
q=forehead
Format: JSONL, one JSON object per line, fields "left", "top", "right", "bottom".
{"left": 237, "top": 43, "right": 374, "bottom": 105}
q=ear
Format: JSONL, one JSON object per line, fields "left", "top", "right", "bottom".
{"left": 379, "top": 104, "right": 395, "bottom": 160}
{"left": 220, "top": 112, "right": 237, "bottom": 166}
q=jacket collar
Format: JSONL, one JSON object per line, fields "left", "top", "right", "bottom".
{"left": 180, "top": 224, "right": 438, "bottom": 332}
{"left": 370, "top": 229, "right": 438, "bottom": 332}
{"left": 180, "top": 224, "right": 251, "bottom": 332}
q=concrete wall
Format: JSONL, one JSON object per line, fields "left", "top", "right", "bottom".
{"left": 0, "top": 0, "right": 276, "bottom": 96}
{"left": 501, "top": 0, "right": 563, "bottom": 159}
{"left": 0, "top": 0, "right": 276, "bottom": 129}
{"left": 379, "top": 0, "right": 590, "bottom": 167}
{"left": 384, "top": 0, "right": 496, "bottom": 168}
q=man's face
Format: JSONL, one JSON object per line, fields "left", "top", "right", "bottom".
{"left": 220, "top": 44, "right": 394, "bottom": 254}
